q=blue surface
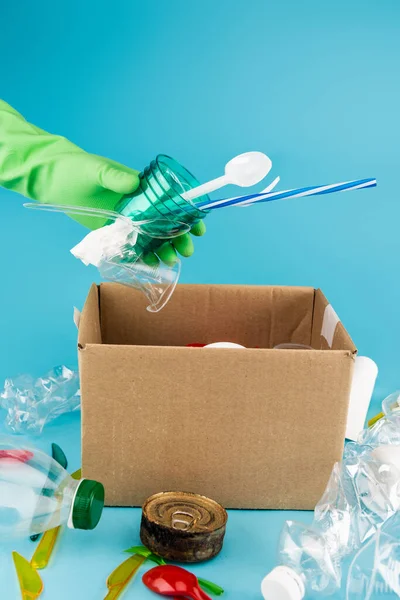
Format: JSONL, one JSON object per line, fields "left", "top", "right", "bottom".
{"left": 1, "top": 0, "right": 399, "bottom": 598}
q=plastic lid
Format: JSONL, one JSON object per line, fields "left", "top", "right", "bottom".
{"left": 261, "top": 566, "right": 305, "bottom": 600}
{"left": 71, "top": 479, "right": 105, "bottom": 530}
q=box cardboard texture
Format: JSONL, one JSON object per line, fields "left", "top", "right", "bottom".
{"left": 78, "top": 283, "right": 356, "bottom": 510}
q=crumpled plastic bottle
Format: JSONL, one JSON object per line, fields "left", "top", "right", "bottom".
{"left": 346, "top": 510, "right": 400, "bottom": 599}
{"left": 0, "top": 365, "right": 80, "bottom": 434}
{"left": 261, "top": 392, "right": 400, "bottom": 600}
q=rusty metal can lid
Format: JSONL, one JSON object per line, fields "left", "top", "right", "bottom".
{"left": 140, "top": 491, "right": 228, "bottom": 563}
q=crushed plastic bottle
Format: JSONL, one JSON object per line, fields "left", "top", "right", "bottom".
{"left": 262, "top": 392, "right": 400, "bottom": 600}
{"left": 0, "top": 365, "right": 80, "bottom": 434}
{"left": 346, "top": 511, "right": 400, "bottom": 599}
{"left": 0, "top": 436, "right": 104, "bottom": 538}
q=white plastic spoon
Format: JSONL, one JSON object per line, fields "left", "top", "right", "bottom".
{"left": 182, "top": 151, "right": 272, "bottom": 202}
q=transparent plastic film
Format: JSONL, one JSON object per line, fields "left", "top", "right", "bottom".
{"left": 24, "top": 202, "right": 189, "bottom": 312}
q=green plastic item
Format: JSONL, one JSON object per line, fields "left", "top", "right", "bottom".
{"left": 124, "top": 546, "right": 224, "bottom": 596}
{"left": 71, "top": 479, "right": 105, "bottom": 530}
{"left": 51, "top": 443, "right": 68, "bottom": 470}
{"left": 125, "top": 545, "right": 166, "bottom": 565}
{"left": 195, "top": 577, "right": 225, "bottom": 597}
{"left": 117, "top": 155, "right": 209, "bottom": 262}
{"left": 13, "top": 552, "right": 43, "bottom": 600}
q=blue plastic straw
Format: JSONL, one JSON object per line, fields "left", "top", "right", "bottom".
{"left": 198, "top": 178, "right": 377, "bottom": 211}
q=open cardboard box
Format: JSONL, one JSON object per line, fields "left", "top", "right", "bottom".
{"left": 78, "top": 283, "right": 356, "bottom": 510}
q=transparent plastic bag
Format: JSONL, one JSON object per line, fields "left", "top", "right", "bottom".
{"left": 0, "top": 366, "right": 80, "bottom": 435}
{"left": 24, "top": 203, "right": 190, "bottom": 312}
{"left": 262, "top": 393, "right": 400, "bottom": 600}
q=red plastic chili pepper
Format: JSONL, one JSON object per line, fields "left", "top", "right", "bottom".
{"left": 142, "top": 565, "right": 211, "bottom": 600}
{"left": 0, "top": 450, "right": 34, "bottom": 462}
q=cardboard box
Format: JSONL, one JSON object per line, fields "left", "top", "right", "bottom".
{"left": 78, "top": 283, "right": 356, "bottom": 510}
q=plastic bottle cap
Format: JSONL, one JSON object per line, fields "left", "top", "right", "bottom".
{"left": 71, "top": 479, "right": 105, "bottom": 530}
{"left": 261, "top": 566, "right": 305, "bottom": 600}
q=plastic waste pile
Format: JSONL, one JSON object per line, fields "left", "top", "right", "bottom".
{"left": 262, "top": 391, "right": 400, "bottom": 599}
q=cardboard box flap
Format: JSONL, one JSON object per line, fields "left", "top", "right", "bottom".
{"left": 311, "top": 289, "right": 356, "bottom": 352}
{"left": 99, "top": 283, "right": 315, "bottom": 349}
{"left": 78, "top": 284, "right": 102, "bottom": 348}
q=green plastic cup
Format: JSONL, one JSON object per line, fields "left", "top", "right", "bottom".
{"left": 115, "top": 155, "right": 210, "bottom": 257}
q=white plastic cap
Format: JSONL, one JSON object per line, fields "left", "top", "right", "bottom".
{"left": 204, "top": 342, "right": 245, "bottom": 349}
{"left": 261, "top": 566, "right": 305, "bottom": 600}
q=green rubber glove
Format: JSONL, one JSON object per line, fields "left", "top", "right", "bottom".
{"left": 0, "top": 100, "right": 205, "bottom": 261}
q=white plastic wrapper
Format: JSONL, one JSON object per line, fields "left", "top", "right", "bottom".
{"left": 0, "top": 366, "right": 80, "bottom": 435}
{"left": 70, "top": 218, "right": 138, "bottom": 267}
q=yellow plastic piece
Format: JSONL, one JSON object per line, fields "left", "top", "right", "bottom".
{"left": 30, "top": 468, "right": 82, "bottom": 570}
{"left": 71, "top": 469, "right": 82, "bottom": 480}
{"left": 104, "top": 555, "right": 146, "bottom": 600}
{"left": 31, "top": 526, "right": 62, "bottom": 570}
{"left": 13, "top": 552, "right": 43, "bottom": 600}
{"left": 368, "top": 412, "right": 385, "bottom": 428}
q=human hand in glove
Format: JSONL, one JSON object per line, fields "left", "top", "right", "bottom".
{"left": 0, "top": 99, "right": 205, "bottom": 264}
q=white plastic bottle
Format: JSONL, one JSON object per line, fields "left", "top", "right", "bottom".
{"left": 262, "top": 395, "right": 400, "bottom": 599}
{"left": 0, "top": 436, "right": 104, "bottom": 538}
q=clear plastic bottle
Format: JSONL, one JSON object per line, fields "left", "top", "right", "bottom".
{"left": 0, "top": 436, "right": 104, "bottom": 538}
{"left": 262, "top": 393, "right": 400, "bottom": 600}
{"left": 347, "top": 511, "right": 400, "bottom": 599}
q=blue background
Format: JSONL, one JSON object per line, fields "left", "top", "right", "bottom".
{"left": 1, "top": 0, "right": 399, "bottom": 598}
